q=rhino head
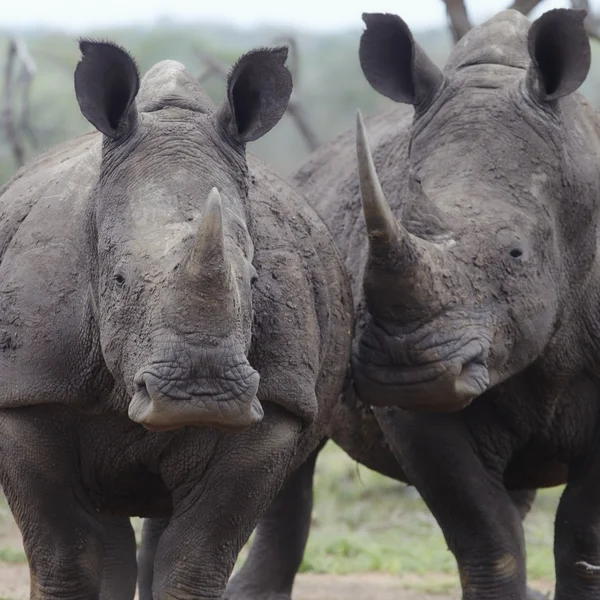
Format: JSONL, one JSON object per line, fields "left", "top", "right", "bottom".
{"left": 74, "top": 40, "right": 292, "bottom": 431}
{"left": 352, "top": 9, "right": 599, "bottom": 411}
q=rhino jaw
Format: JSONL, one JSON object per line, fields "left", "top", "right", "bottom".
{"left": 127, "top": 368, "right": 263, "bottom": 432}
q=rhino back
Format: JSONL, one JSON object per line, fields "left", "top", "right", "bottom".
{"left": 0, "top": 132, "right": 99, "bottom": 262}
{"left": 0, "top": 132, "right": 103, "bottom": 406}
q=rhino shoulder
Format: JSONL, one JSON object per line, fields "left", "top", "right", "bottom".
{"left": 0, "top": 132, "right": 101, "bottom": 261}
{"left": 0, "top": 132, "right": 104, "bottom": 407}
{"left": 246, "top": 157, "right": 353, "bottom": 425}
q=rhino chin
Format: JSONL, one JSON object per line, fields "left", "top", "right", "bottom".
{"left": 127, "top": 375, "right": 264, "bottom": 432}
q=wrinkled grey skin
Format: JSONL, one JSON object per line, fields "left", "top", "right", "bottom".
{"left": 228, "top": 8, "right": 600, "bottom": 600}
{"left": 0, "top": 40, "right": 351, "bottom": 599}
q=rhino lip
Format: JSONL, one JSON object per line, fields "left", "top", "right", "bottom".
{"left": 352, "top": 355, "right": 490, "bottom": 412}
{"left": 128, "top": 368, "right": 263, "bottom": 432}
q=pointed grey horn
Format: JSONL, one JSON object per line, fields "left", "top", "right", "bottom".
{"left": 356, "top": 110, "right": 452, "bottom": 317}
{"left": 187, "top": 187, "right": 230, "bottom": 286}
{"left": 356, "top": 109, "right": 400, "bottom": 256}
{"left": 356, "top": 109, "right": 426, "bottom": 268}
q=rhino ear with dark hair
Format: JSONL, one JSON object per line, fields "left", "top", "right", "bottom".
{"left": 526, "top": 9, "right": 591, "bottom": 102}
{"left": 74, "top": 39, "right": 140, "bottom": 139}
{"left": 217, "top": 46, "right": 293, "bottom": 144}
{"left": 359, "top": 12, "right": 443, "bottom": 106}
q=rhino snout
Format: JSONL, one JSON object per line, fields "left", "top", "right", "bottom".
{"left": 128, "top": 361, "right": 262, "bottom": 432}
{"left": 352, "top": 325, "right": 491, "bottom": 411}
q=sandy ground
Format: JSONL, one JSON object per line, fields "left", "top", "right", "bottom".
{"left": 0, "top": 563, "right": 554, "bottom": 600}
{"left": 0, "top": 565, "right": 452, "bottom": 599}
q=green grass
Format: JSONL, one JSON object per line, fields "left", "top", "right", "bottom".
{"left": 0, "top": 548, "right": 25, "bottom": 564}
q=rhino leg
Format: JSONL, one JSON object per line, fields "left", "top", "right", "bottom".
{"left": 100, "top": 516, "right": 137, "bottom": 600}
{"left": 151, "top": 408, "right": 302, "bottom": 600}
{"left": 507, "top": 490, "right": 550, "bottom": 600}
{"left": 375, "top": 408, "right": 528, "bottom": 600}
{"left": 224, "top": 438, "right": 327, "bottom": 600}
{"left": 0, "top": 412, "right": 106, "bottom": 600}
{"left": 137, "top": 517, "right": 170, "bottom": 600}
{"left": 553, "top": 453, "right": 600, "bottom": 600}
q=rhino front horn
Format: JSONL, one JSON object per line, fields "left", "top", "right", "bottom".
{"left": 186, "top": 187, "right": 230, "bottom": 287}
{"left": 355, "top": 109, "right": 401, "bottom": 258}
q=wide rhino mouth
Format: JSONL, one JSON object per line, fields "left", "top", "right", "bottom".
{"left": 351, "top": 319, "right": 491, "bottom": 412}
{"left": 127, "top": 360, "right": 262, "bottom": 432}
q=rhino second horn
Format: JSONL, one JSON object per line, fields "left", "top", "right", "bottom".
{"left": 187, "top": 187, "right": 230, "bottom": 286}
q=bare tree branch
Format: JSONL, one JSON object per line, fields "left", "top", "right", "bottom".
{"left": 1, "top": 38, "right": 37, "bottom": 168}
{"left": 271, "top": 35, "right": 319, "bottom": 151}
{"left": 272, "top": 35, "right": 299, "bottom": 84}
{"left": 508, "top": 0, "right": 545, "bottom": 15}
{"left": 286, "top": 99, "right": 319, "bottom": 152}
{"left": 193, "top": 47, "right": 229, "bottom": 83}
{"left": 441, "top": 0, "right": 473, "bottom": 43}
{"left": 2, "top": 41, "right": 23, "bottom": 167}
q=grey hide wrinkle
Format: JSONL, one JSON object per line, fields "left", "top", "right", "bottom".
{"left": 0, "top": 39, "right": 352, "bottom": 599}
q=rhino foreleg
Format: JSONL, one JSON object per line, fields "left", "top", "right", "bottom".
{"left": 149, "top": 409, "right": 301, "bottom": 600}
{"left": 99, "top": 516, "right": 137, "bottom": 600}
{"left": 374, "top": 408, "right": 528, "bottom": 600}
{"left": 0, "top": 410, "right": 106, "bottom": 600}
{"left": 137, "top": 517, "right": 170, "bottom": 600}
{"left": 224, "top": 438, "right": 327, "bottom": 600}
{"left": 554, "top": 441, "right": 600, "bottom": 600}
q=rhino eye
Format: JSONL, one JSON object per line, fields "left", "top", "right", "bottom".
{"left": 114, "top": 273, "right": 126, "bottom": 286}
{"left": 509, "top": 248, "right": 523, "bottom": 259}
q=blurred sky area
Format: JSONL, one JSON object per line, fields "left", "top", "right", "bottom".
{"left": 5, "top": 0, "right": 600, "bottom": 32}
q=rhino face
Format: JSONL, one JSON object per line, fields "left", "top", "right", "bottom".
{"left": 353, "top": 9, "right": 598, "bottom": 411}
{"left": 74, "top": 40, "right": 292, "bottom": 431}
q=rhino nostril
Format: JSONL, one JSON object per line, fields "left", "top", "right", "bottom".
{"left": 133, "top": 371, "right": 149, "bottom": 394}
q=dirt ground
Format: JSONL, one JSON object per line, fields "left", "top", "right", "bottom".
{"left": 0, "top": 564, "right": 554, "bottom": 600}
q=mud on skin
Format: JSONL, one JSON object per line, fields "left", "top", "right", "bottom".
{"left": 229, "top": 7, "right": 600, "bottom": 600}
{"left": 0, "top": 35, "right": 352, "bottom": 600}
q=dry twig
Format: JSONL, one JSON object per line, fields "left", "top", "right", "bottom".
{"left": 441, "top": 0, "right": 473, "bottom": 43}
{"left": 1, "top": 38, "right": 37, "bottom": 168}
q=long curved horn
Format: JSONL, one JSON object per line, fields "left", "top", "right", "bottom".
{"left": 356, "top": 110, "right": 400, "bottom": 256}
{"left": 356, "top": 110, "right": 425, "bottom": 268}
{"left": 186, "top": 187, "right": 230, "bottom": 287}
{"left": 356, "top": 110, "right": 452, "bottom": 317}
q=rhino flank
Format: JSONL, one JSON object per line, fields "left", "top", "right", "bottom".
{"left": 0, "top": 39, "right": 352, "bottom": 599}
{"left": 227, "top": 8, "right": 600, "bottom": 600}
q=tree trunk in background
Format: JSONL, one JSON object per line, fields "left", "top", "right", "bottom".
{"left": 442, "top": 0, "right": 472, "bottom": 43}
{"left": 508, "top": 0, "right": 544, "bottom": 15}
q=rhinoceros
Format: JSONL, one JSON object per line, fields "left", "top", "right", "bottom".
{"left": 0, "top": 39, "right": 352, "bottom": 599}
{"left": 225, "top": 8, "right": 600, "bottom": 600}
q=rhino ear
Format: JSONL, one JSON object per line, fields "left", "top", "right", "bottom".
{"left": 217, "top": 46, "right": 292, "bottom": 144}
{"left": 527, "top": 9, "right": 591, "bottom": 102}
{"left": 74, "top": 39, "right": 140, "bottom": 139}
{"left": 359, "top": 13, "right": 443, "bottom": 106}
